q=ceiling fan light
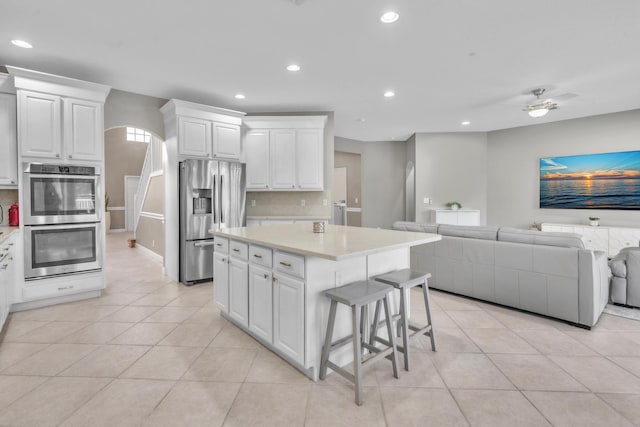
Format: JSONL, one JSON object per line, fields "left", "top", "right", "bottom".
{"left": 528, "top": 107, "right": 549, "bottom": 118}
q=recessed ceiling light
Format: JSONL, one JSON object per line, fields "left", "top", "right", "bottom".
{"left": 234, "top": 94, "right": 246, "bottom": 99}
{"left": 380, "top": 11, "right": 399, "bottom": 23}
{"left": 286, "top": 64, "right": 301, "bottom": 72}
{"left": 384, "top": 91, "right": 395, "bottom": 98}
{"left": 11, "top": 39, "right": 33, "bottom": 49}
{"left": 461, "top": 121, "right": 471, "bottom": 126}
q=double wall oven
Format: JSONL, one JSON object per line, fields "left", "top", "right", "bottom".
{"left": 23, "top": 163, "right": 102, "bottom": 279}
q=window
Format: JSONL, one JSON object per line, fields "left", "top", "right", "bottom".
{"left": 126, "top": 127, "right": 151, "bottom": 143}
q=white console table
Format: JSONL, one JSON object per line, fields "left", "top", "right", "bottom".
{"left": 429, "top": 209, "right": 480, "bottom": 226}
{"left": 541, "top": 223, "right": 640, "bottom": 257}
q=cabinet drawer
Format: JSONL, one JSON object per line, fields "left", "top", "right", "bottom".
{"left": 214, "top": 237, "right": 229, "bottom": 254}
{"left": 23, "top": 274, "right": 103, "bottom": 301}
{"left": 274, "top": 251, "right": 305, "bottom": 279}
{"left": 230, "top": 241, "right": 248, "bottom": 260}
{"left": 249, "top": 245, "right": 272, "bottom": 268}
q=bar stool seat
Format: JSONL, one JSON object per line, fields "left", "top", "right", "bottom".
{"left": 373, "top": 268, "right": 436, "bottom": 371}
{"left": 319, "top": 280, "right": 399, "bottom": 405}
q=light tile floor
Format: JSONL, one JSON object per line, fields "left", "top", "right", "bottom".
{"left": 1, "top": 233, "right": 640, "bottom": 426}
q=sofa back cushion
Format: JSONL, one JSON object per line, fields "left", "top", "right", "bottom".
{"left": 392, "top": 221, "right": 438, "bottom": 234}
{"left": 438, "top": 225, "right": 499, "bottom": 241}
{"left": 498, "top": 227, "right": 585, "bottom": 249}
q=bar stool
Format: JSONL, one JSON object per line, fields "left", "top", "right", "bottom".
{"left": 319, "top": 280, "right": 399, "bottom": 405}
{"left": 372, "top": 269, "right": 436, "bottom": 371}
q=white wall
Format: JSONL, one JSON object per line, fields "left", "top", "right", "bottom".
{"left": 104, "top": 89, "right": 167, "bottom": 138}
{"left": 487, "top": 109, "right": 640, "bottom": 228}
{"left": 413, "top": 132, "right": 488, "bottom": 223}
{"left": 335, "top": 137, "right": 406, "bottom": 229}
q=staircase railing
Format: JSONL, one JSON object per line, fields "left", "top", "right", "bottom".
{"left": 133, "top": 135, "right": 163, "bottom": 234}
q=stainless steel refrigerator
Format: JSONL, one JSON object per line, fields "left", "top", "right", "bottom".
{"left": 179, "top": 159, "right": 246, "bottom": 284}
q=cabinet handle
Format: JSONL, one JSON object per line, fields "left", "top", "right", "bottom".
{"left": 272, "top": 276, "right": 277, "bottom": 283}
{"left": 0, "top": 264, "right": 7, "bottom": 271}
{"left": 232, "top": 248, "right": 240, "bottom": 252}
{"left": 58, "top": 285, "right": 74, "bottom": 291}
{"left": 10, "top": 180, "right": 15, "bottom": 184}
{"left": 55, "top": 154, "right": 61, "bottom": 158}
{"left": 68, "top": 155, "right": 73, "bottom": 159}
{"left": 8, "top": 243, "right": 14, "bottom": 246}
{"left": 279, "top": 261, "right": 292, "bottom": 268}
{"left": 253, "top": 254, "right": 263, "bottom": 259}
{"left": 263, "top": 273, "right": 269, "bottom": 279}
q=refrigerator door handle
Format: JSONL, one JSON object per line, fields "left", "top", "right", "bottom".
{"left": 219, "top": 174, "right": 224, "bottom": 225}
{"left": 213, "top": 171, "right": 219, "bottom": 228}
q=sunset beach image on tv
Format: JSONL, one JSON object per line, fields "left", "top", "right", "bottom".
{"left": 540, "top": 150, "right": 640, "bottom": 210}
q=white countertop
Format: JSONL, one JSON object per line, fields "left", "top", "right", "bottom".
{"left": 209, "top": 223, "right": 441, "bottom": 261}
{"left": 246, "top": 215, "right": 332, "bottom": 220}
{"left": 0, "top": 226, "right": 20, "bottom": 245}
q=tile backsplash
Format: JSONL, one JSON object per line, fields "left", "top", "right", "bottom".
{"left": 0, "top": 189, "right": 18, "bottom": 225}
{"left": 247, "top": 191, "right": 332, "bottom": 217}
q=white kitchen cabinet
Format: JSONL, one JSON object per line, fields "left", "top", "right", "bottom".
{"left": 273, "top": 272, "right": 305, "bottom": 365}
{"left": 18, "top": 90, "right": 62, "bottom": 159}
{"left": 245, "top": 130, "right": 270, "bottom": 189}
{"left": 178, "top": 116, "right": 212, "bottom": 158}
{"left": 270, "top": 130, "right": 297, "bottom": 189}
{"left": 213, "top": 252, "right": 229, "bottom": 312}
{"left": 63, "top": 98, "right": 103, "bottom": 161}
{"left": 228, "top": 257, "right": 249, "bottom": 327}
{"left": 0, "top": 232, "right": 19, "bottom": 330}
{"left": 213, "top": 122, "right": 241, "bottom": 159}
{"left": 249, "top": 264, "right": 273, "bottom": 342}
{"left": 243, "top": 116, "right": 327, "bottom": 192}
{"left": 0, "top": 93, "right": 18, "bottom": 186}
{"left": 295, "top": 129, "right": 324, "bottom": 190}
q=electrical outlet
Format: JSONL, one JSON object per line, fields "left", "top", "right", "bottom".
{"left": 251, "top": 200, "right": 256, "bottom": 207}
{"left": 423, "top": 197, "right": 432, "bottom": 204}
{"left": 323, "top": 199, "right": 327, "bottom": 206}
{"left": 335, "top": 271, "right": 343, "bottom": 286}
{"left": 301, "top": 199, "right": 306, "bottom": 207}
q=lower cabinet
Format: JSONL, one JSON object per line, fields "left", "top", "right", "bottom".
{"left": 249, "top": 264, "right": 273, "bottom": 342}
{"left": 228, "top": 258, "right": 249, "bottom": 327}
{"left": 273, "top": 273, "right": 305, "bottom": 363}
{"left": 213, "top": 252, "right": 229, "bottom": 312}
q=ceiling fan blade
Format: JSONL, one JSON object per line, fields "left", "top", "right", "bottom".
{"left": 546, "top": 92, "right": 579, "bottom": 102}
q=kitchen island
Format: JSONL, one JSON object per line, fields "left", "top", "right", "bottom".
{"left": 209, "top": 223, "right": 440, "bottom": 380}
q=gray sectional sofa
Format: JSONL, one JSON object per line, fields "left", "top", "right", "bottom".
{"left": 393, "top": 221, "right": 610, "bottom": 328}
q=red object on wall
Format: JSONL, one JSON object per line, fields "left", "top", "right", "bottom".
{"left": 8, "top": 203, "right": 19, "bottom": 226}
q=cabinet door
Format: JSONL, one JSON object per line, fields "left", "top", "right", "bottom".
{"left": 609, "top": 227, "right": 640, "bottom": 257}
{"left": 229, "top": 258, "right": 249, "bottom": 327}
{"left": 213, "top": 122, "right": 241, "bottom": 160}
{"left": 0, "top": 93, "right": 18, "bottom": 186}
{"left": 270, "top": 130, "right": 296, "bottom": 189}
{"left": 18, "top": 90, "right": 62, "bottom": 159}
{"left": 296, "top": 129, "right": 324, "bottom": 190}
{"left": 273, "top": 274, "right": 304, "bottom": 364}
{"left": 578, "top": 227, "right": 609, "bottom": 254}
{"left": 63, "top": 98, "right": 103, "bottom": 161}
{"left": 435, "top": 210, "right": 458, "bottom": 225}
{"left": 457, "top": 211, "right": 480, "bottom": 226}
{"left": 249, "top": 264, "right": 273, "bottom": 342}
{"left": 245, "top": 130, "right": 271, "bottom": 190}
{"left": 213, "top": 253, "right": 229, "bottom": 313}
{"left": 178, "top": 116, "right": 212, "bottom": 157}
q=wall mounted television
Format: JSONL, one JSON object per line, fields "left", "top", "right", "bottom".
{"left": 540, "top": 150, "right": 640, "bottom": 210}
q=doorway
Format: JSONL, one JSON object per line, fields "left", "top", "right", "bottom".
{"left": 334, "top": 151, "right": 362, "bottom": 226}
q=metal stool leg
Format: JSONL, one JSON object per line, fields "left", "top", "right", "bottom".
{"left": 421, "top": 280, "right": 436, "bottom": 351}
{"left": 352, "top": 304, "right": 364, "bottom": 405}
{"left": 319, "top": 300, "right": 337, "bottom": 380}
{"left": 382, "top": 295, "right": 399, "bottom": 379}
{"left": 369, "top": 299, "right": 382, "bottom": 346}
{"left": 398, "top": 287, "right": 410, "bottom": 370}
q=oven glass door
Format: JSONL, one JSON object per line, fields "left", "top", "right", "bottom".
{"left": 25, "top": 174, "right": 99, "bottom": 224}
{"left": 25, "top": 223, "right": 102, "bottom": 279}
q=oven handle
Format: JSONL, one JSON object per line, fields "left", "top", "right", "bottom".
{"left": 24, "top": 173, "right": 99, "bottom": 180}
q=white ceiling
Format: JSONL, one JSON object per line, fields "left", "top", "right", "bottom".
{"left": 2, "top": 0, "right": 640, "bottom": 141}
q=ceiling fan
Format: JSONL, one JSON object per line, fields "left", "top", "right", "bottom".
{"left": 522, "top": 88, "right": 558, "bottom": 118}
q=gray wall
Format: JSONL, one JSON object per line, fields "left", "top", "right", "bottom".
{"left": 335, "top": 137, "right": 406, "bottom": 229}
{"left": 104, "top": 89, "right": 167, "bottom": 138}
{"left": 487, "top": 109, "right": 640, "bottom": 228}
{"left": 413, "top": 132, "right": 488, "bottom": 223}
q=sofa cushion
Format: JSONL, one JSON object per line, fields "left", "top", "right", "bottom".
{"left": 498, "top": 227, "right": 585, "bottom": 249}
{"left": 392, "top": 221, "right": 438, "bottom": 234}
{"left": 610, "top": 258, "right": 627, "bottom": 278}
{"left": 438, "top": 225, "right": 499, "bottom": 240}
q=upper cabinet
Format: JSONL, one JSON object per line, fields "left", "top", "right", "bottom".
{"left": 243, "top": 116, "right": 327, "bottom": 191}
{"left": 0, "top": 77, "right": 17, "bottom": 187}
{"left": 7, "top": 66, "right": 111, "bottom": 164}
{"left": 162, "top": 99, "right": 245, "bottom": 161}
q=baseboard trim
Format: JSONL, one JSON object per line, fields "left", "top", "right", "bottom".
{"left": 108, "top": 229, "right": 127, "bottom": 233}
{"left": 135, "top": 243, "right": 163, "bottom": 263}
